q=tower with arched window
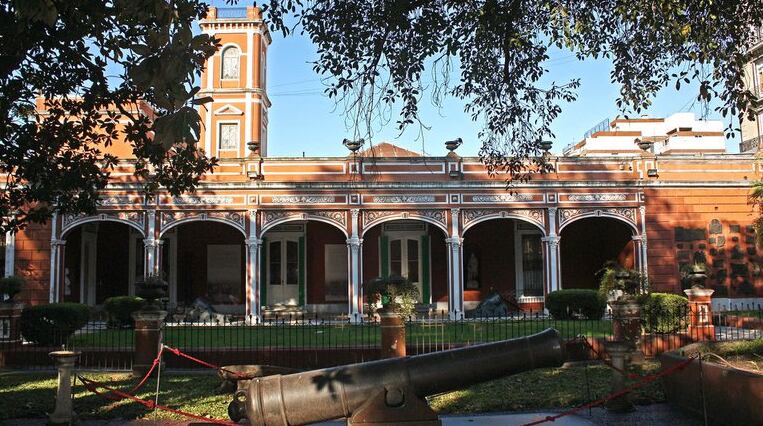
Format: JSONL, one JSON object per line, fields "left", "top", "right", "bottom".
{"left": 199, "top": 6, "right": 270, "bottom": 158}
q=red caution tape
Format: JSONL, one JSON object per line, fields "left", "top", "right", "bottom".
{"left": 162, "top": 345, "right": 249, "bottom": 379}
{"left": 77, "top": 374, "right": 238, "bottom": 426}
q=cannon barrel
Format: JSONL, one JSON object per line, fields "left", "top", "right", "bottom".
{"left": 244, "top": 328, "right": 564, "bottom": 426}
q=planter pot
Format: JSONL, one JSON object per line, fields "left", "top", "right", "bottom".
{"left": 660, "top": 346, "right": 763, "bottom": 426}
{"left": 0, "top": 302, "right": 24, "bottom": 344}
{"left": 379, "top": 311, "right": 406, "bottom": 358}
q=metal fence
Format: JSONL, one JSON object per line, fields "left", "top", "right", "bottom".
{"left": 2, "top": 304, "right": 762, "bottom": 370}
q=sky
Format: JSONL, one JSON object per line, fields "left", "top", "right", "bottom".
{"left": 210, "top": 2, "right": 742, "bottom": 158}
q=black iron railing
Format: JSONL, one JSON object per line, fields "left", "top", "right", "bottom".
{"left": 2, "top": 304, "right": 762, "bottom": 370}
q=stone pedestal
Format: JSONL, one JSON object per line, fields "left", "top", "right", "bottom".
{"left": 132, "top": 310, "right": 166, "bottom": 377}
{"left": 48, "top": 350, "right": 81, "bottom": 424}
{"left": 380, "top": 311, "right": 406, "bottom": 358}
{"left": 684, "top": 288, "right": 715, "bottom": 341}
{"left": 603, "top": 341, "right": 634, "bottom": 413}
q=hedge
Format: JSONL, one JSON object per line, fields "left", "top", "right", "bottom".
{"left": 20, "top": 303, "right": 90, "bottom": 345}
{"left": 104, "top": 296, "right": 144, "bottom": 328}
{"left": 640, "top": 292, "right": 689, "bottom": 333}
{"left": 546, "top": 289, "right": 606, "bottom": 320}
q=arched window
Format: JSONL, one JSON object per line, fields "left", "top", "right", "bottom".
{"left": 221, "top": 46, "right": 240, "bottom": 80}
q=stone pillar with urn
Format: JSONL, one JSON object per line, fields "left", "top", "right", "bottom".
{"left": 685, "top": 287, "right": 715, "bottom": 341}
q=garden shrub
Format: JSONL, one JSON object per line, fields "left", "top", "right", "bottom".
{"left": 20, "top": 303, "right": 90, "bottom": 345}
{"left": 546, "top": 289, "right": 606, "bottom": 320}
{"left": 0, "top": 275, "right": 25, "bottom": 301}
{"left": 103, "top": 296, "right": 144, "bottom": 328}
{"left": 639, "top": 293, "right": 689, "bottom": 333}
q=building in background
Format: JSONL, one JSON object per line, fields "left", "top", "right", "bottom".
{"left": 7, "top": 7, "right": 763, "bottom": 320}
{"left": 564, "top": 113, "right": 726, "bottom": 157}
{"left": 740, "top": 25, "right": 763, "bottom": 153}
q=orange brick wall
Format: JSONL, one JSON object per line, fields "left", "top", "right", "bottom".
{"left": 13, "top": 222, "right": 52, "bottom": 305}
{"left": 644, "top": 187, "right": 762, "bottom": 296}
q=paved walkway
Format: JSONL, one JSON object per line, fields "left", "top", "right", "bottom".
{"left": 1, "top": 404, "right": 703, "bottom": 426}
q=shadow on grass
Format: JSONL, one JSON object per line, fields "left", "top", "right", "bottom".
{"left": 0, "top": 372, "right": 229, "bottom": 421}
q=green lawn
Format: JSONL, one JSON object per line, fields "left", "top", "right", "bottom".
{"left": 0, "top": 360, "right": 661, "bottom": 421}
{"left": 724, "top": 310, "right": 763, "bottom": 319}
{"left": 68, "top": 319, "right": 613, "bottom": 349}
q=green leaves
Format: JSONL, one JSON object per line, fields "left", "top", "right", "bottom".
{"left": 0, "top": 0, "right": 218, "bottom": 234}
{"left": 261, "top": 0, "right": 762, "bottom": 181}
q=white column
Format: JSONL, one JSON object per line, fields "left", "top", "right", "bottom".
{"left": 544, "top": 206, "right": 560, "bottom": 293}
{"left": 639, "top": 205, "right": 649, "bottom": 289}
{"left": 246, "top": 209, "right": 261, "bottom": 321}
{"left": 48, "top": 212, "right": 59, "bottom": 303}
{"left": 542, "top": 236, "right": 560, "bottom": 293}
{"left": 446, "top": 208, "right": 464, "bottom": 319}
{"left": 144, "top": 210, "right": 158, "bottom": 277}
{"left": 347, "top": 209, "right": 363, "bottom": 323}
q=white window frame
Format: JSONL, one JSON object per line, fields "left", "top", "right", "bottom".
{"left": 217, "top": 120, "right": 240, "bottom": 152}
{"left": 383, "top": 225, "right": 428, "bottom": 303}
{"left": 513, "top": 222, "right": 544, "bottom": 302}
{"left": 3, "top": 232, "right": 14, "bottom": 277}
{"left": 220, "top": 45, "right": 242, "bottom": 81}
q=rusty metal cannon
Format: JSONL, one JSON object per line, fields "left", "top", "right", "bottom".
{"left": 231, "top": 328, "right": 564, "bottom": 425}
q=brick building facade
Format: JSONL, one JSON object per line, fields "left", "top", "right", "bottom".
{"left": 4, "top": 7, "right": 762, "bottom": 320}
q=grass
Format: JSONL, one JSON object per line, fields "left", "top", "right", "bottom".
{"left": 0, "top": 360, "right": 661, "bottom": 421}
{"left": 0, "top": 371, "right": 229, "bottom": 421}
{"left": 690, "top": 339, "right": 763, "bottom": 372}
{"left": 67, "top": 319, "right": 613, "bottom": 349}
{"left": 429, "top": 361, "right": 664, "bottom": 414}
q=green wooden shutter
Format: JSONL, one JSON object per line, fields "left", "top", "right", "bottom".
{"left": 421, "top": 235, "right": 430, "bottom": 304}
{"left": 298, "top": 236, "right": 305, "bottom": 306}
{"left": 380, "top": 235, "right": 389, "bottom": 278}
{"left": 260, "top": 237, "right": 267, "bottom": 306}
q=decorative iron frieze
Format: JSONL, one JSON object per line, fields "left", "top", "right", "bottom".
{"left": 61, "top": 211, "right": 146, "bottom": 235}
{"left": 470, "top": 194, "right": 535, "bottom": 203}
{"left": 99, "top": 196, "right": 137, "bottom": 206}
{"left": 461, "top": 209, "right": 545, "bottom": 229}
{"left": 565, "top": 193, "right": 629, "bottom": 202}
{"left": 559, "top": 207, "right": 637, "bottom": 229}
{"left": 362, "top": 209, "right": 447, "bottom": 229}
{"left": 172, "top": 196, "right": 235, "bottom": 205}
{"left": 159, "top": 210, "right": 246, "bottom": 234}
{"left": 269, "top": 195, "right": 336, "bottom": 204}
{"left": 262, "top": 210, "right": 346, "bottom": 230}
{"left": 370, "top": 195, "right": 436, "bottom": 204}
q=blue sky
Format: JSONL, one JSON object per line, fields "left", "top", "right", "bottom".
{"left": 209, "top": 2, "right": 741, "bottom": 157}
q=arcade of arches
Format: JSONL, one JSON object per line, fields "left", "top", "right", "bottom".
{"left": 49, "top": 209, "right": 643, "bottom": 319}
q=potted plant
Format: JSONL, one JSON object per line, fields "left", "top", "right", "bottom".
{"left": 364, "top": 275, "right": 419, "bottom": 318}
{"left": 364, "top": 275, "right": 420, "bottom": 358}
{"left": 0, "top": 275, "right": 26, "bottom": 343}
{"left": 598, "top": 262, "right": 644, "bottom": 347}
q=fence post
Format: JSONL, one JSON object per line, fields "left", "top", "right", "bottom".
{"left": 380, "top": 312, "right": 406, "bottom": 358}
{"left": 684, "top": 288, "right": 715, "bottom": 341}
{"left": 48, "top": 350, "right": 81, "bottom": 424}
{"left": 0, "top": 302, "right": 24, "bottom": 367}
{"left": 132, "top": 310, "right": 166, "bottom": 377}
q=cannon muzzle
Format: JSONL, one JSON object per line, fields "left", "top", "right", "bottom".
{"left": 243, "top": 328, "right": 564, "bottom": 425}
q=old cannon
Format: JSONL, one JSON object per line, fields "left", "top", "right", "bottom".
{"left": 230, "top": 328, "right": 564, "bottom": 425}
